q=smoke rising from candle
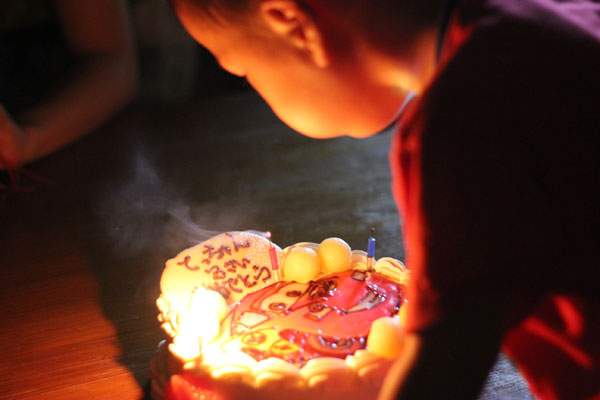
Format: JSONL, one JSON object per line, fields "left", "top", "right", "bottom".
{"left": 97, "top": 149, "right": 261, "bottom": 255}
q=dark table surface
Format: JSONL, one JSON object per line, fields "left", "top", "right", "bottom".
{"left": 0, "top": 91, "right": 533, "bottom": 399}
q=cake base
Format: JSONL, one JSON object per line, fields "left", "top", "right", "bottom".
{"left": 150, "top": 340, "right": 392, "bottom": 400}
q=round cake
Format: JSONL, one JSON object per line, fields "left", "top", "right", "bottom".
{"left": 150, "top": 231, "right": 408, "bottom": 400}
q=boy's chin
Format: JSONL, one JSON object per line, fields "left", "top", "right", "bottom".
{"left": 289, "top": 124, "right": 343, "bottom": 139}
{"left": 347, "top": 116, "right": 400, "bottom": 138}
{"left": 344, "top": 116, "right": 399, "bottom": 138}
{"left": 293, "top": 124, "right": 381, "bottom": 140}
{"left": 283, "top": 114, "right": 384, "bottom": 139}
{"left": 347, "top": 130, "right": 382, "bottom": 139}
{"left": 298, "top": 130, "right": 345, "bottom": 139}
{"left": 297, "top": 129, "right": 379, "bottom": 140}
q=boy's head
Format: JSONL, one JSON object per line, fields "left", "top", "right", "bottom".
{"left": 171, "top": 0, "right": 437, "bottom": 138}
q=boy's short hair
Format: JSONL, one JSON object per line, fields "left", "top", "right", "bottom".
{"left": 170, "top": 0, "right": 444, "bottom": 67}
{"left": 169, "top": 0, "right": 257, "bottom": 23}
{"left": 170, "top": 0, "right": 442, "bottom": 37}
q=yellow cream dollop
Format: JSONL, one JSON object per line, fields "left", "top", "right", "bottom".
{"left": 317, "top": 237, "right": 352, "bottom": 273}
{"left": 284, "top": 247, "right": 320, "bottom": 283}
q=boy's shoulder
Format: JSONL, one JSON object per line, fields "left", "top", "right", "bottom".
{"left": 395, "top": 0, "right": 600, "bottom": 281}
{"left": 442, "top": 0, "right": 600, "bottom": 66}
{"left": 426, "top": 0, "right": 600, "bottom": 124}
{"left": 453, "top": 0, "right": 600, "bottom": 42}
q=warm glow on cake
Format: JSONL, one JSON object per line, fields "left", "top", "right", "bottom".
{"left": 170, "top": 287, "right": 228, "bottom": 360}
{"left": 153, "top": 231, "right": 409, "bottom": 400}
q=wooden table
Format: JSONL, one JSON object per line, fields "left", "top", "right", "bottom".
{"left": 0, "top": 91, "right": 533, "bottom": 399}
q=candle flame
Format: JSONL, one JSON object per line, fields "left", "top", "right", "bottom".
{"left": 171, "top": 288, "right": 228, "bottom": 361}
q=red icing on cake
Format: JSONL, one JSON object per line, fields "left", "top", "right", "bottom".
{"left": 217, "top": 270, "right": 403, "bottom": 367}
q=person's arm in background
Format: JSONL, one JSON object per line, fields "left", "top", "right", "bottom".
{"left": 0, "top": 0, "right": 138, "bottom": 169}
{"left": 378, "top": 301, "right": 506, "bottom": 400}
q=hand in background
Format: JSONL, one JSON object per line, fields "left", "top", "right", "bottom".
{"left": 2, "top": 0, "right": 138, "bottom": 169}
{"left": 0, "top": 105, "right": 27, "bottom": 170}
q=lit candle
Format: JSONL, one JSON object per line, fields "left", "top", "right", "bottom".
{"left": 367, "top": 227, "right": 376, "bottom": 272}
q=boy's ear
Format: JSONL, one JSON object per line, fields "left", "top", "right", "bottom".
{"left": 259, "top": 0, "right": 329, "bottom": 67}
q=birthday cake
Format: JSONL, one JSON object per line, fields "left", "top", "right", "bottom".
{"left": 150, "top": 231, "right": 408, "bottom": 400}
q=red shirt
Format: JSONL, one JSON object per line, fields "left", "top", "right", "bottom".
{"left": 391, "top": 1, "right": 600, "bottom": 398}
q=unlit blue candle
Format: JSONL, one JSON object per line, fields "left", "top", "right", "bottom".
{"left": 368, "top": 236, "right": 376, "bottom": 258}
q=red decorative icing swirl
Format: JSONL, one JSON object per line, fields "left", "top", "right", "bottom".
{"left": 221, "top": 271, "right": 404, "bottom": 367}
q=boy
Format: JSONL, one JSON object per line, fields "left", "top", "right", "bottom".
{"left": 169, "top": 0, "right": 600, "bottom": 399}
